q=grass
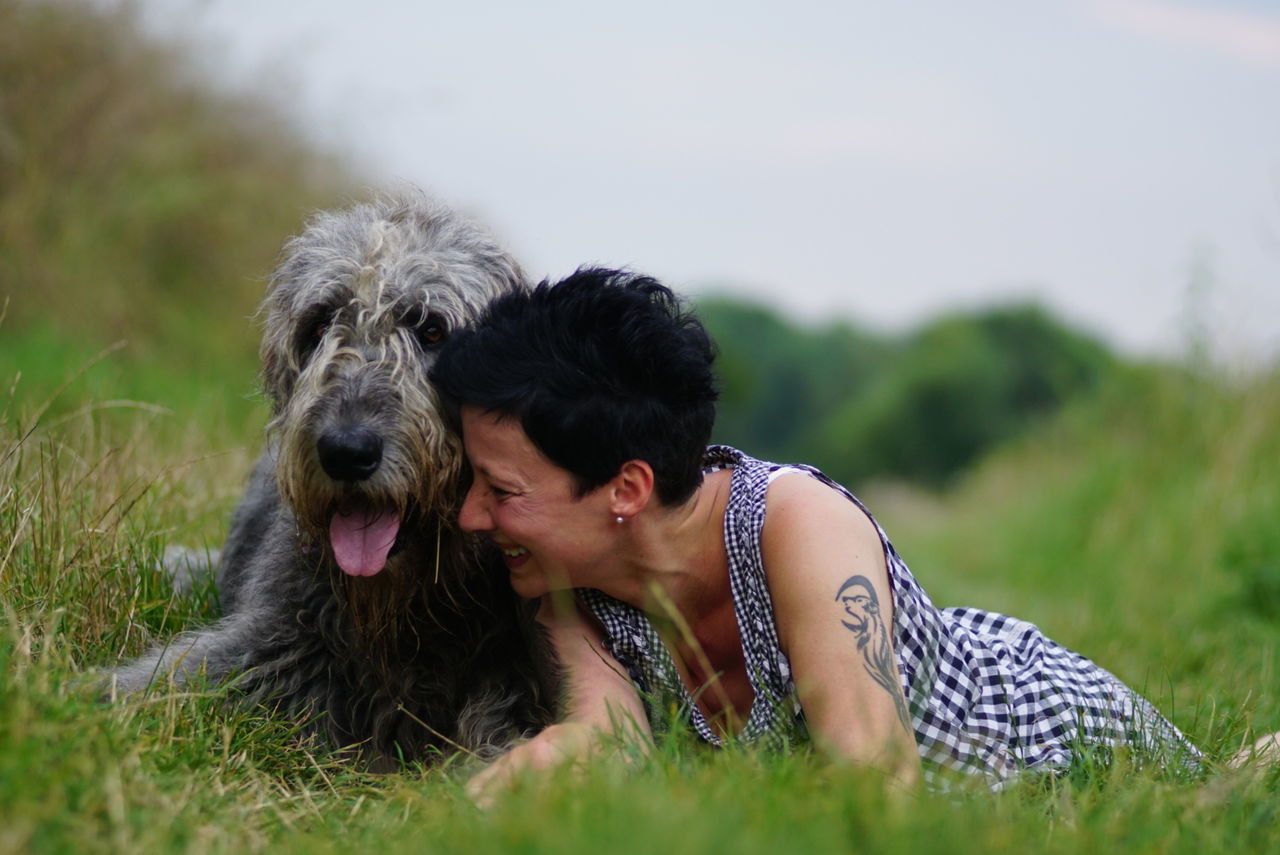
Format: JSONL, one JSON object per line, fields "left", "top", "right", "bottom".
{"left": 874, "top": 365, "right": 1280, "bottom": 747}
{"left": 3, "top": 340, "right": 1280, "bottom": 854}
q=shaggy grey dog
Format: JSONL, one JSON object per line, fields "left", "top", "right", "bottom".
{"left": 109, "top": 192, "right": 556, "bottom": 766}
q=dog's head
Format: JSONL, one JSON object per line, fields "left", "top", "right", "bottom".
{"left": 259, "top": 192, "right": 524, "bottom": 579}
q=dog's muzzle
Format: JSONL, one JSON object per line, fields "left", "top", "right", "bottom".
{"left": 317, "top": 427, "right": 384, "bottom": 482}
{"left": 314, "top": 426, "right": 401, "bottom": 578}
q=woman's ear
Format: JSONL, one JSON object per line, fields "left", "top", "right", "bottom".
{"left": 610, "top": 460, "right": 655, "bottom": 518}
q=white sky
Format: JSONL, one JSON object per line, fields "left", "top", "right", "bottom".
{"left": 139, "top": 0, "right": 1280, "bottom": 357}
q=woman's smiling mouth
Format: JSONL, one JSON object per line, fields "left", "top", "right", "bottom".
{"left": 498, "top": 543, "right": 530, "bottom": 568}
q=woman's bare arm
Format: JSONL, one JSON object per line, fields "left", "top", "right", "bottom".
{"left": 761, "top": 473, "right": 921, "bottom": 788}
{"left": 466, "top": 594, "right": 651, "bottom": 806}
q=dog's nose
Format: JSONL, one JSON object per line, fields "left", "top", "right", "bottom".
{"left": 317, "top": 428, "right": 384, "bottom": 482}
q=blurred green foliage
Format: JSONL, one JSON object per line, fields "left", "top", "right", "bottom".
{"left": 697, "top": 297, "right": 891, "bottom": 464}
{"left": 702, "top": 299, "right": 1115, "bottom": 486}
{"left": 878, "top": 363, "right": 1280, "bottom": 725}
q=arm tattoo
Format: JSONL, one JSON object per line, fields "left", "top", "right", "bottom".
{"left": 835, "top": 575, "right": 911, "bottom": 731}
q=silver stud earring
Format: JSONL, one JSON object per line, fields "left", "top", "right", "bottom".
{"left": 615, "top": 515, "right": 625, "bottom": 525}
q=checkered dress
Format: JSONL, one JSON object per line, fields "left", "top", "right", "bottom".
{"left": 578, "top": 446, "right": 1201, "bottom": 787}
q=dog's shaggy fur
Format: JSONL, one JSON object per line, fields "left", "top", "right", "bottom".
{"left": 110, "top": 193, "right": 556, "bottom": 765}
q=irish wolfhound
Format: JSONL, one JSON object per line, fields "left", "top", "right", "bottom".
{"left": 109, "top": 192, "right": 556, "bottom": 766}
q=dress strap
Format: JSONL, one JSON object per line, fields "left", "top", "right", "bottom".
{"left": 717, "top": 448, "right": 799, "bottom": 745}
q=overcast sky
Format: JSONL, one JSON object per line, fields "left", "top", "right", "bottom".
{"left": 139, "top": 0, "right": 1280, "bottom": 357}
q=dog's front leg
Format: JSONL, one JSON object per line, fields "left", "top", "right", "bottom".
{"left": 102, "top": 608, "right": 270, "bottom": 699}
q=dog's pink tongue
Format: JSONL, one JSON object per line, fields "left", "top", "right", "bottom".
{"left": 329, "top": 509, "right": 400, "bottom": 577}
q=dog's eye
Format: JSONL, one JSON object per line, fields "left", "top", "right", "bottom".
{"left": 402, "top": 308, "right": 448, "bottom": 350}
{"left": 296, "top": 313, "right": 332, "bottom": 360}
{"left": 419, "top": 323, "right": 446, "bottom": 346}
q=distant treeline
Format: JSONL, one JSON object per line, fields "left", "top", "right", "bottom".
{"left": 700, "top": 298, "right": 1115, "bottom": 487}
{"left": 4, "top": 0, "right": 1118, "bottom": 485}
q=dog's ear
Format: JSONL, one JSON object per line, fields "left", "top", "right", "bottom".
{"left": 498, "top": 255, "right": 527, "bottom": 295}
{"left": 260, "top": 349, "right": 291, "bottom": 413}
{"left": 258, "top": 299, "right": 296, "bottom": 412}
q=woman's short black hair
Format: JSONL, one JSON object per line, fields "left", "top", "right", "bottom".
{"left": 431, "top": 267, "right": 718, "bottom": 506}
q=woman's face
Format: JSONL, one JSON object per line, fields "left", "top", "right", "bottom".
{"left": 458, "top": 406, "right": 611, "bottom": 598}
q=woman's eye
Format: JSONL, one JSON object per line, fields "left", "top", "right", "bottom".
{"left": 489, "top": 483, "right": 523, "bottom": 500}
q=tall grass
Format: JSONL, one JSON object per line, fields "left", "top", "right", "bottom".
{"left": 3, "top": 342, "right": 1280, "bottom": 853}
{"left": 876, "top": 364, "right": 1280, "bottom": 726}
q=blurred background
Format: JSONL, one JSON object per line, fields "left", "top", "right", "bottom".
{"left": 135, "top": 0, "right": 1280, "bottom": 354}
{"left": 1, "top": 0, "right": 1277, "bottom": 487}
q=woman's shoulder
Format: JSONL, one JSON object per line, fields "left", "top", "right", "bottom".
{"left": 761, "top": 468, "right": 883, "bottom": 554}
{"left": 707, "top": 445, "right": 895, "bottom": 538}
{"left": 719, "top": 449, "right": 897, "bottom": 569}
{"left": 705, "top": 445, "right": 882, "bottom": 551}
{"left": 706, "top": 445, "right": 857, "bottom": 501}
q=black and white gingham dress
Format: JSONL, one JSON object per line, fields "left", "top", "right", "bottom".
{"left": 579, "top": 446, "right": 1201, "bottom": 787}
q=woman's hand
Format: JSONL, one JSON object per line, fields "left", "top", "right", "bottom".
{"left": 466, "top": 722, "right": 597, "bottom": 809}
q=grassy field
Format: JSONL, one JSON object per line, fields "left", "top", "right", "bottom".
{"left": 3, "top": 331, "right": 1280, "bottom": 853}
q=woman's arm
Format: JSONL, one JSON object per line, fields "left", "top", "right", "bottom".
{"left": 761, "top": 473, "right": 922, "bottom": 788}
{"left": 539, "top": 592, "right": 652, "bottom": 736}
{"left": 466, "top": 593, "right": 651, "bottom": 806}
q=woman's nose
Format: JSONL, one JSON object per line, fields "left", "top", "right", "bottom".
{"left": 458, "top": 482, "right": 491, "bottom": 533}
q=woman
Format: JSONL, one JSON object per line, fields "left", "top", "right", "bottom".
{"left": 430, "top": 267, "right": 1205, "bottom": 798}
